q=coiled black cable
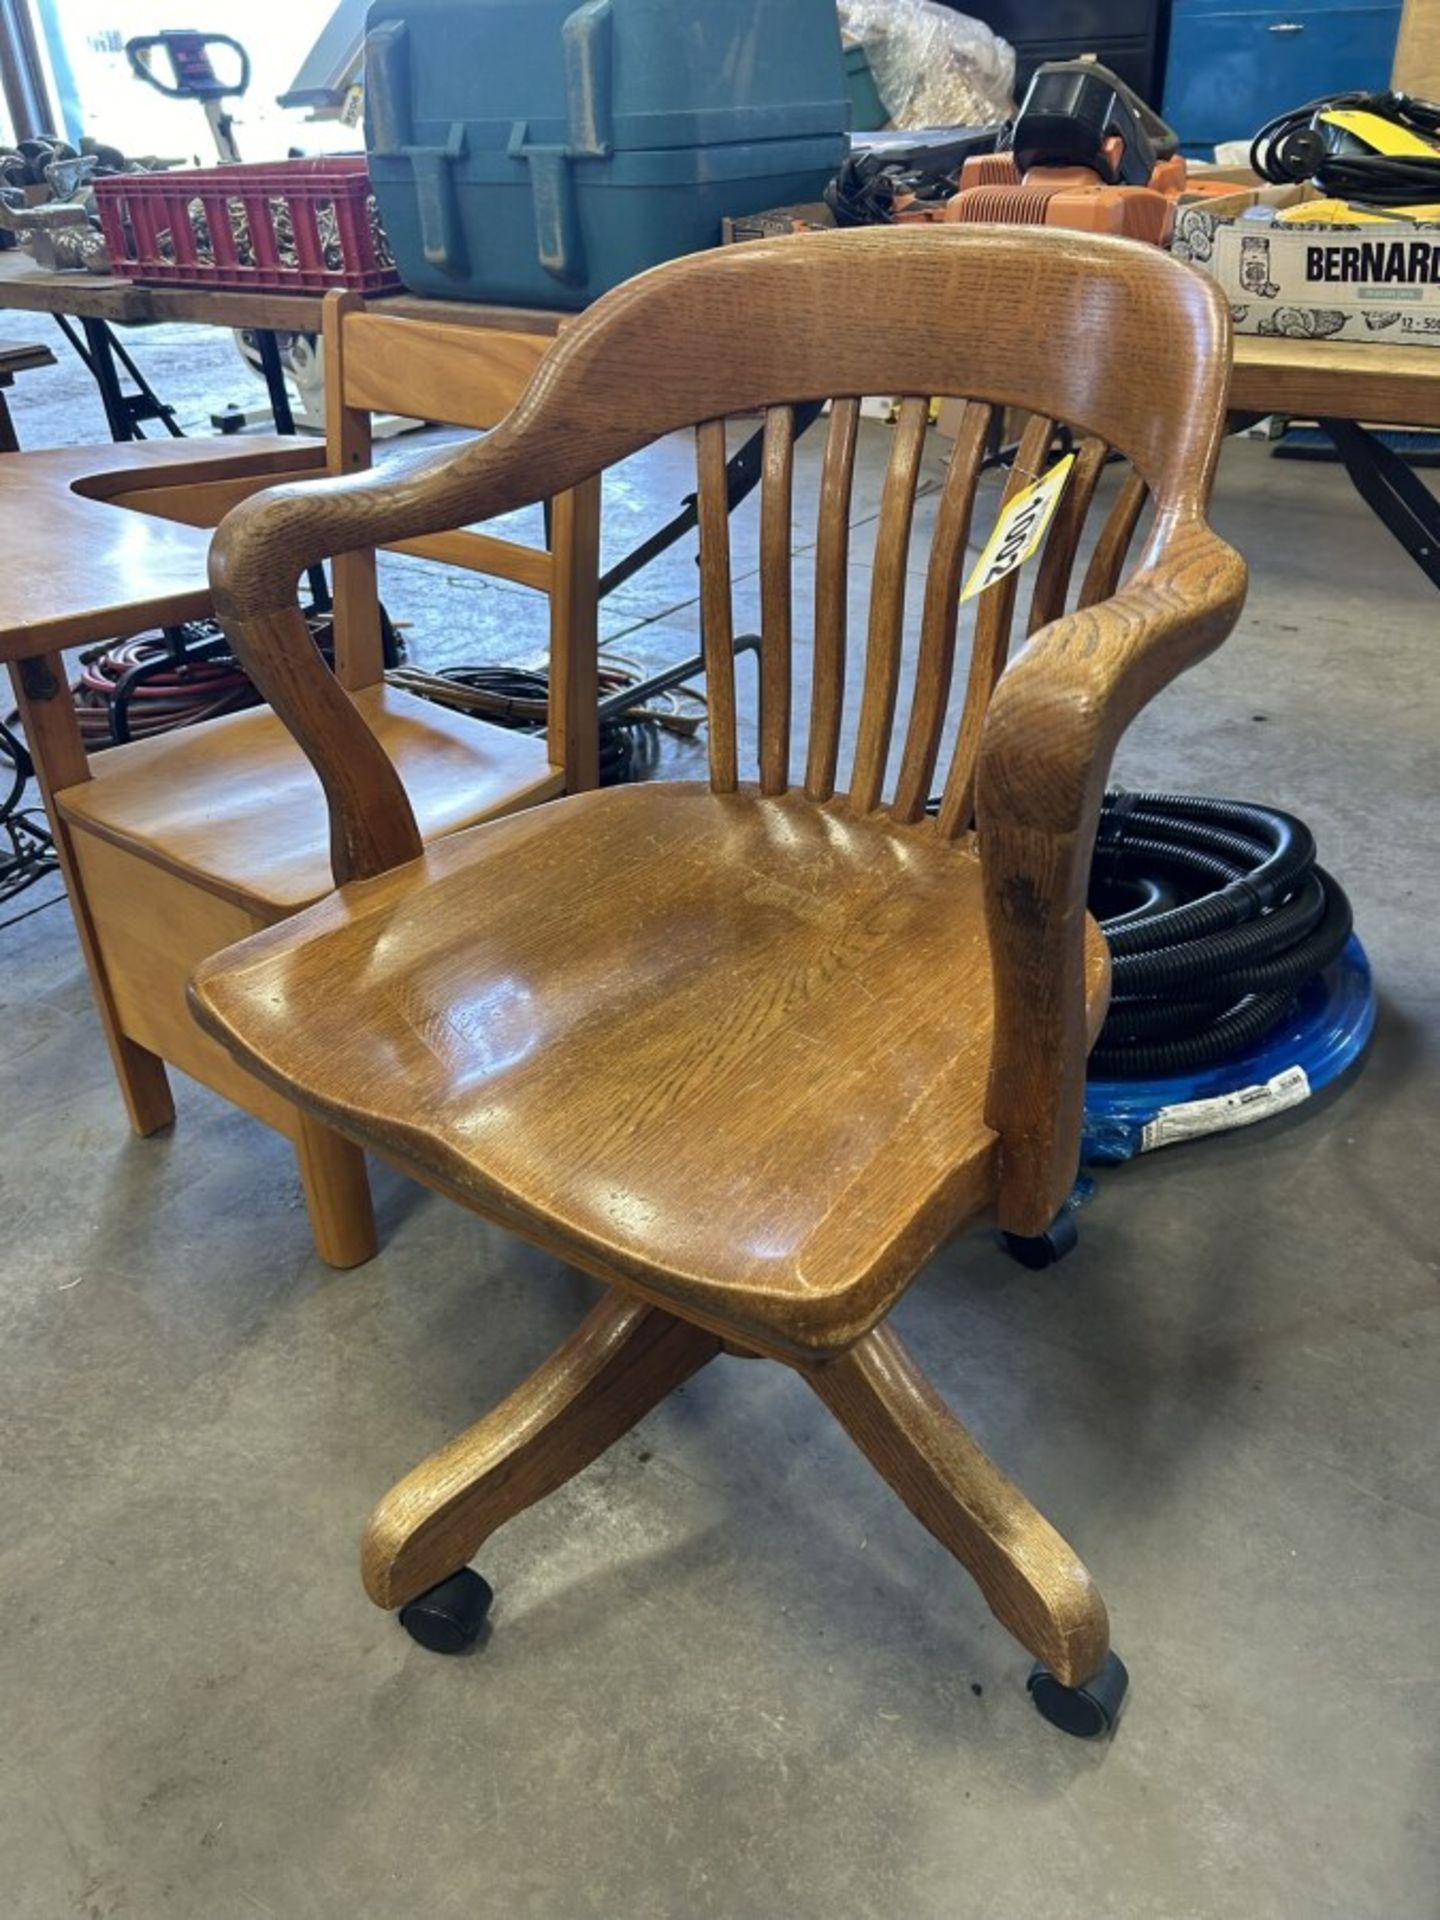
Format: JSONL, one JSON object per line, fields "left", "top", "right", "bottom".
{"left": 0, "top": 714, "right": 58, "bottom": 923}
{"left": 1090, "top": 791, "right": 1353, "bottom": 1078}
{"left": 389, "top": 663, "right": 677, "bottom": 786}
{"left": 1, "top": 713, "right": 24, "bottom": 821}
{"left": 1251, "top": 89, "right": 1440, "bottom": 207}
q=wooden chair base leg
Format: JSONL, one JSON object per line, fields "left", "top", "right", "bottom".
{"left": 293, "top": 1115, "right": 377, "bottom": 1269}
{"left": 804, "top": 1325, "right": 1110, "bottom": 1688}
{"left": 363, "top": 1292, "right": 721, "bottom": 1611}
{"left": 114, "top": 1035, "right": 175, "bottom": 1137}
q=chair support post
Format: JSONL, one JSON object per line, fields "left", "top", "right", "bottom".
{"left": 363, "top": 1291, "right": 721, "bottom": 1610}
{"left": 803, "top": 1325, "right": 1110, "bottom": 1688}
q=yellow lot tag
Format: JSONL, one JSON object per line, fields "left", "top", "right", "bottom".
{"left": 960, "top": 453, "right": 1075, "bottom": 603}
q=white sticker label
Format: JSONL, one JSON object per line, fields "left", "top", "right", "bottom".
{"left": 1139, "top": 1065, "right": 1312, "bottom": 1153}
{"left": 1214, "top": 222, "right": 1440, "bottom": 312}
{"left": 960, "top": 454, "right": 1075, "bottom": 603}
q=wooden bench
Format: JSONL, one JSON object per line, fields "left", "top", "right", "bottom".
{"left": 0, "top": 338, "right": 57, "bottom": 452}
{"left": 4, "top": 300, "right": 600, "bottom": 1267}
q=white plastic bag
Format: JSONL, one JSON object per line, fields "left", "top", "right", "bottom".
{"left": 837, "top": 0, "right": 1015, "bottom": 129}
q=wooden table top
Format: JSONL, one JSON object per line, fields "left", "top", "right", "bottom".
{"left": 0, "top": 251, "right": 152, "bottom": 322}
{"left": 5, "top": 250, "right": 1436, "bottom": 426}
{"left": 1230, "top": 333, "right": 1440, "bottom": 431}
{"left": 0, "top": 250, "right": 564, "bottom": 338}
{"left": 0, "top": 435, "right": 324, "bottom": 658}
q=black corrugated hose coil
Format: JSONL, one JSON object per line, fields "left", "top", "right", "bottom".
{"left": 1089, "top": 791, "right": 1353, "bottom": 1078}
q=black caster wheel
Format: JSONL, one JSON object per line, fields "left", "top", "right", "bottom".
{"left": 1001, "top": 1209, "right": 1079, "bottom": 1270}
{"left": 398, "top": 1568, "right": 494, "bottom": 1654}
{"left": 1027, "top": 1649, "right": 1129, "bottom": 1738}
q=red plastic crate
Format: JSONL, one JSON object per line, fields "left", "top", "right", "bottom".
{"left": 95, "top": 156, "right": 400, "bottom": 295}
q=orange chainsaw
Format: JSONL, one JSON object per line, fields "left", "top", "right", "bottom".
{"left": 942, "top": 59, "right": 1225, "bottom": 246}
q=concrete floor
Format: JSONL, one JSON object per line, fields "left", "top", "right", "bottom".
{"left": 1, "top": 312, "right": 1437, "bottom": 1920}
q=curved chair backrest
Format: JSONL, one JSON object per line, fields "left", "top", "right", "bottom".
{"left": 212, "top": 228, "right": 1232, "bottom": 856}
{"left": 209, "top": 226, "right": 1245, "bottom": 1232}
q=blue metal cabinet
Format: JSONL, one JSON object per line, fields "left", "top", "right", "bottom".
{"left": 955, "top": 1, "right": 1167, "bottom": 103}
{"left": 1164, "top": 0, "right": 1402, "bottom": 153}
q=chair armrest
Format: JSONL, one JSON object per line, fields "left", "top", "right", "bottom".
{"left": 977, "top": 518, "right": 1248, "bottom": 1234}
{"left": 208, "top": 434, "right": 578, "bottom": 884}
{"left": 211, "top": 442, "right": 486, "bottom": 619}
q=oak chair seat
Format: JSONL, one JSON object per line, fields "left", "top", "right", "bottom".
{"left": 194, "top": 782, "right": 1111, "bottom": 1354}
{"left": 56, "top": 684, "right": 561, "bottom": 918}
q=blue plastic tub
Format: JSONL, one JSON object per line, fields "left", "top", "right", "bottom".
{"left": 1082, "top": 934, "right": 1376, "bottom": 1164}
{"left": 364, "top": 0, "right": 851, "bottom": 308}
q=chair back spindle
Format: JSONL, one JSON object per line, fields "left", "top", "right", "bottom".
{"left": 758, "top": 407, "right": 796, "bottom": 796}
{"left": 1027, "top": 432, "right": 1110, "bottom": 637}
{"left": 695, "top": 417, "right": 739, "bottom": 793}
{"left": 1081, "top": 469, "right": 1150, "bottom": 608}
{"left": 805, "top": 396, "right": 860, "bottom": 804}
{"left": 849, "top": 393, "right": 930, "bottom": 815}
{"left": 890, "top": 398, "right": 992, "bottom": 825}
{"left": 691, "top": 391, "right": 1161, "bottom": 838}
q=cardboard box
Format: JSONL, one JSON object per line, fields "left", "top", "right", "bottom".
{"left": 935, "top": 395, "right": 967, "bottom": 440}
{"left": 1393, "top": 0, "right": 1440, "bottom": 98}
{"left": 1186, "top": 164, "right": 1264, "bottom": 188}
{"left": 1173, "top": 183, "right": 1440, "bottom": 347}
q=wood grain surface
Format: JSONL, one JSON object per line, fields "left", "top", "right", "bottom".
{"left": 198, "top": 224, "right": 1246, "bottom": 1261}
{"left": 191, "top": 230, "right": 1246, "bottom": 1676}
{"left": 1229, "top": 334, "right": 1440, "bottom": 431}
{"left": 57, "top": 683, "right": 561, "bottom": 916}
{"left": 807, "top": 1324, "right": 1110, "bottom": 1686}
{"left": 1, "top": 294, "right": 593, "bottom": 1271}
{"left": 0, "top": 250, "right": 568, "bottom": 335}
{"left": 364, "top": 1294, "right": 720, "bottom": 1609}
{"left": 193, "top": 781, "right": 1109, "bottom": 1357}
{"left": 0, "top": 437, "right": 323, "bottom": 658}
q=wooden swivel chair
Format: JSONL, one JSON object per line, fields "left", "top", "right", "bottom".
{"left": 190, "top": 229, "right": 1246, "bottom": 1734}
{"left": 9, "top": 295, "right": 599, "bottom": 1269}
